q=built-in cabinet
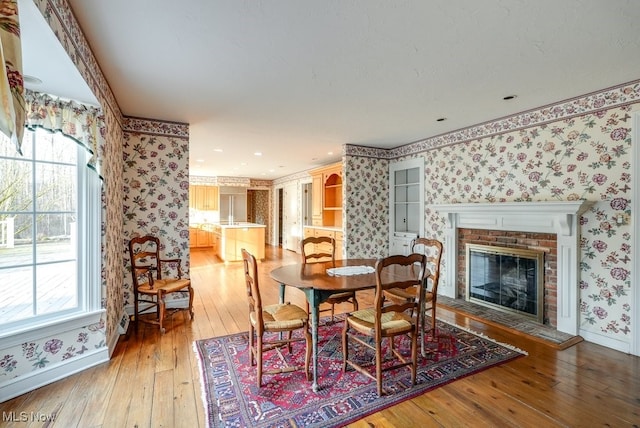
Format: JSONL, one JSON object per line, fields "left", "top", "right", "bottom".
{"left": 189, "top": 185, "right": 219, "bottom": 211}
{"left": 389, "top": 158, "right": 424, "bottom": 255}
{"left": 305, "top": 161, "right": 344, "bottom": 257}
{"left": 309, "top": 162, "right": 342, "bottom": 228}
{"left": 303, "top": 227, "right": 344, "bottom": 260}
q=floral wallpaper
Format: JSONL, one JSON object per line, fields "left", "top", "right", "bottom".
{"left": 122, "top": 118, "right": 190, "bottom": 309}
{"left": 345, "top": 82, "right": 639, "bottom": 348}
{"left": 248, "top": 189, "right": 272, "bottom": 242}
{"left": 343, "top": 155, "right": 389, "bottom": 258}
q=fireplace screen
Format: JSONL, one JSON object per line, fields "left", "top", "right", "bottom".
{"left": 466, "top": 244, "right": 544, "bottom": 323}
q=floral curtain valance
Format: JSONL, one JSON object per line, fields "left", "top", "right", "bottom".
{"left": 24, "top": 89, "right": 105, "bottom": 176}
{"left": 0, "top": 0, "right": 25, "bottom": 153}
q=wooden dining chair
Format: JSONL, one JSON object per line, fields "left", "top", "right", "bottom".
{"left": 301, "top": 235, "right": 358, "bottom": 321}
{"left": 384, "top": 238, "right": 443, "bottom": 355}
{"left": 128, "top": 235, "right": 194, "bottom": 334}
{"left": 342, "top": 253, "right": 427, "bottom": 396}
{"left": 242, "top": 248, "right": 311, "bottom": 387}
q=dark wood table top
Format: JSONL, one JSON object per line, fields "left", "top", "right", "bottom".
{"left": 270, "top": 258, "right": 378, "bottom": 292}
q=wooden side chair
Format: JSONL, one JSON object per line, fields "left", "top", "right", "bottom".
{"left": 385, "top": 238, "right": 443, "bottom": 354}
{"left": 301, "top": 235, "right": 358, "bottom": 321}
{"left": 242, "top": 248, "right": 311, "bottom": 387}
{"left": 342, "top": 253, "right": 427, "bottom": 396}
{"left": 128, "top": 235, "right": 194, "bottom": 334}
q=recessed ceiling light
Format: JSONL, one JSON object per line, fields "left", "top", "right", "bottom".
{"left": 503, "top": 95, "right": 517, "bottom": 100}
{"left": 196, "top": 159, "right": 205, "bottom": 163}
{"left": 214, "top": 148, "right": 223, "bottom": 152}
{"left": 254, "top": 152, "right": 262, "bottom": 156}
{"left": 436, "top": 117, "right": 447, "bottom": 122}
{"left": 23, "top": 75, "right": 42, "bottom": 85}
{"left": 240, "top": 162, "right": 247, "bottom": 166}
{"left": 328, "top": 151, "right": 333, "bottom": 155}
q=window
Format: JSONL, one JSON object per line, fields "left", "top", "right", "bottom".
{"left": 0, "top": 128, "right": 101, "bottom": 335}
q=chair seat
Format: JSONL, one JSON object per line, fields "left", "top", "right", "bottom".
{"left": 326, "top": 291, "right": 356, "bottom": 302}
{"left": 385, "top": 285, "right": 419, "bottom": 301}
{"left": 347, "top": 308, "right": 415, "bottom": 336}
{"left": 386, "top": 287, "right": 435, "bottom": 303}
{"left": 137, "top": 278, "right": 191, "bottom": 294}
{"left": 251, "top": 303, "right": 308, "bottom": 330}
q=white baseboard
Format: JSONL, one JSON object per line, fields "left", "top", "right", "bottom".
{"left": 0, "top": 346, "right": 109, "bottom": 403}
{"left": 579, "top": 328, "right": 630, "bottom": 354}
{"left": 108, "top": 326, "right": 121, "bottom": 357}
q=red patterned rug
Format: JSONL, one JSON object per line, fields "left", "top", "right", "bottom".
{"left": 193, "top": 315, "right": 526, "bottom": 427}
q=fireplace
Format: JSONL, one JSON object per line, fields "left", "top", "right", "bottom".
{"left": 466, "top": 243, "right": 544, "bottom": 323}
{"left": 432, "top": 200, "right": 593, "bottom": 336}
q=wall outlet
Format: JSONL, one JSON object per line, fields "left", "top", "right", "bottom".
{"left": 615, "top": 213, "right": 630, "bottom": 225}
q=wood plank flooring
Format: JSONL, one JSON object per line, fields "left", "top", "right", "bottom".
{"left": 1, "top": 245, "right": 639, "bottom": 427}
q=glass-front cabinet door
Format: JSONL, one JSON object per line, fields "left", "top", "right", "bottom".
{"left": 389, "top": 158, "right": 424, "bottom": 255}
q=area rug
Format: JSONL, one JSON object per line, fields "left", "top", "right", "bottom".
{"left": 193, "top": 315, "right": 526, "bottom": 428}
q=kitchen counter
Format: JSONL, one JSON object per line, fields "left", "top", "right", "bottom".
{"left": 218, "top": 222, "right": 266, "bottom": 229}
{"left": 190, "top": 222, "right": 266, "bottom": 229}
{"left": 189, "top": 222, "right": 266, "bottom": 260}
{"left": 214, "top": 223, "right": 266, "bottom": 262}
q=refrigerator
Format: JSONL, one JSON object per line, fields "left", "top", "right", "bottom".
{"left": 219, "top": 186, "right": 247, "bottom": 224}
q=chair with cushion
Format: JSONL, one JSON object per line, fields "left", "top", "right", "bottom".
{"left": 128, "top": 235, "right": 194, "bottom": 334}
{"left": 242, "top": 248, "right": 311, "bottom": 387}
{"left": 301, "top": 235, "right": 358, "bottom": 321}
{"left": 384, "top": 238, "right": 443, "bottom": 354}
{"left": 342, "top": 253, "right": 427, "bottom": 396}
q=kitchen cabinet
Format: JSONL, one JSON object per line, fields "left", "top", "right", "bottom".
{"left": 389, "top": 158, "right": 424, "bottom": 255}
{"left": 189, "top": 227, "right": 198, "bottom": 247}
{"left": 189, "top": 185, "right": 219, "bottom": 211}
{"left": 189, "top": 226, "right": 213, "bottom": 248}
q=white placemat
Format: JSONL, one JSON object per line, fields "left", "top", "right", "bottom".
{"left": 326, "top": 265, "right": 375, "bottom": 276}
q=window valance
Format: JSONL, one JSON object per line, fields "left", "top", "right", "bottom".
{"left": 24, "top": 89, "right": 105, "bottom": 176}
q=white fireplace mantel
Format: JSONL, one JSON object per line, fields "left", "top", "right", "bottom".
{"left": 432, "top": 200, "right": 593, "bottom": 335}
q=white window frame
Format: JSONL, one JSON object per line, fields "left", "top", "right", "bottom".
{"left": 0, "top": 130, "right": 103, "bottom": 344}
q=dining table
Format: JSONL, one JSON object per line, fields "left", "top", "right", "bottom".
{"left": 270, "top": 258, "right": 407, "bottom": 392}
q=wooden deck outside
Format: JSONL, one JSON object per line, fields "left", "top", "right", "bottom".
{"left": 0, "top": 242, "right": 76, "bottom": 323}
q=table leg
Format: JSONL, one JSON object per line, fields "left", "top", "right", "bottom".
{"left": 279, "top": 283, "right": 286, "bottom": 304}
{"left": 306, "top": 289, "right": 321, "bottom": 392}
{"left": 420, "top": 285, "right": 427, "bottom": 357}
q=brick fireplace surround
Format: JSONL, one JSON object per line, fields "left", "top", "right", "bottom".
{"left": 433, "top": 201, "right": 592, "bottom": 336}
{"left": 457, "top": 228, "right": 557, "bottom": 327}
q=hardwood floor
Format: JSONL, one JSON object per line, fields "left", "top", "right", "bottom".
{"left": 1, "top": 245, "right": 639, "bottom": 427}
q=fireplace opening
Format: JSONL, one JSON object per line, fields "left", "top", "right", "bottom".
{"left": 466, "top": 244, "right": 544, "bottom": 323}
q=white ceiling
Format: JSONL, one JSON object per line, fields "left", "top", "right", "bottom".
{"left": 20, "top": 0, "right": 640, "bottom": 179}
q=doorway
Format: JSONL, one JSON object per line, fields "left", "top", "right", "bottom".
{"left": 277, "top": 188, "right": 283, "bottom": 247}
